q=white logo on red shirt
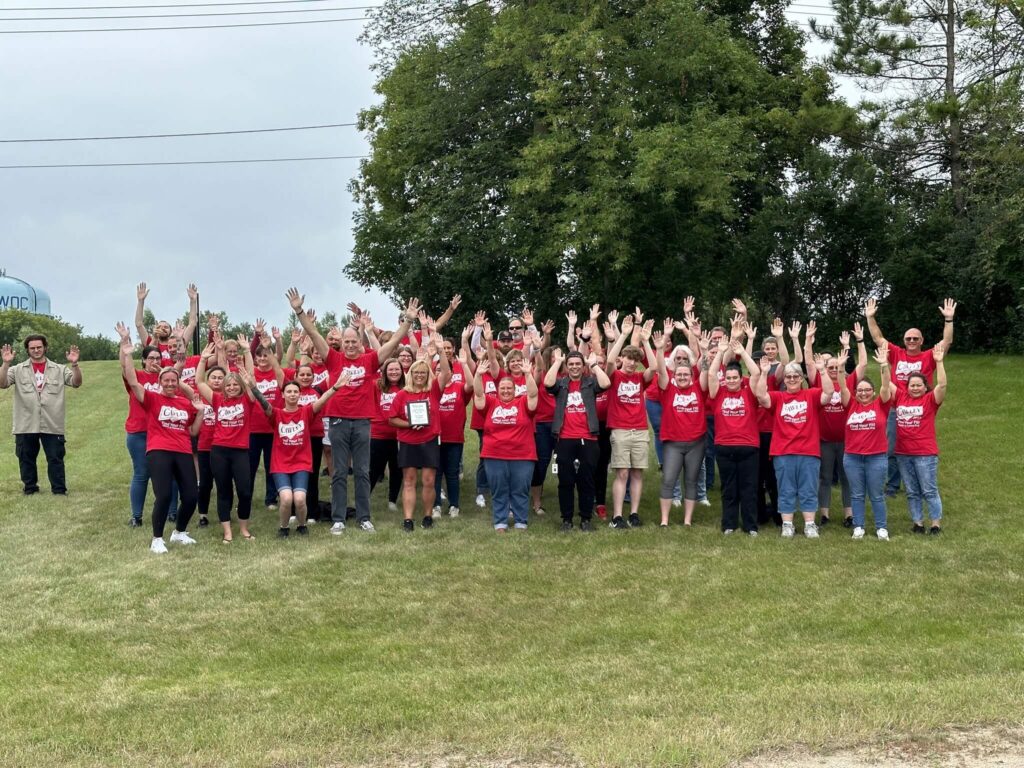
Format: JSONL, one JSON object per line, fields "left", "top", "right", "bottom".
{"left": 439, "top": 390, "right": 458, "bottom": 410}
{"left": 894, "top": 360, "right": 922, "bottom": 380}
{"left": 144, "top": 382, "right": 162, "bottom": 394}
{"left": 298, "top": 393, "right": 317, "bottom": 407}
{"left": 616, "top": 381, "right": 641, "bottom": 401}
{"left": 203, "top": 404, "right": 216, "bottom": 426}
{"left": 847, "top": 410, "right": 877, "bottom": 429}
{"left": 218, "top": 403, "right": 245, "bottom": 425}
{"left": 278, "top": 420, "right": 306, "bottom": 442}
{"left": 514, "top": 383, "right": 527, "bottom": 397}
{"left": 256, "top": 378, "right": 277, "bottom": 395}
{"left": 180, "top": 366, "right": 197, "bottom": 384}
{"left": 158, "top": 405, "right": 189, "bottom": 428}
{"left": 721, "top": 396, "right": 746, "bottom": 417}
{"left": 566, "top": 391, "right": 584, "bottom": 411}
{"left": 312, "top": 370, "right": 329, "bottom": 387}
{"left": 672, "top": 392, "right": 698, "bottom": 410}
{"left": 491, "top": 404, "right": 520, "bottom": 425}
{"left": 342, "top": 365, "right": 366, "bottom": 386}
{"left": 379, "top": 391, "right": 397, "bottom": 411}
{"left": 780, "top": 400, "right": 808, "bottom": 421}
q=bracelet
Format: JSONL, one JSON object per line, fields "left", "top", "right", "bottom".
{"left": 944, "top": 319, "right": 953, "bottom": 324}
{"left": 590, "top": 362, "right": 599, "bottom": 368}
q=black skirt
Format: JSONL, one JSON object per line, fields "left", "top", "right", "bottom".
{"left": 398, "top": 437, "right": 440, "bottom": 469}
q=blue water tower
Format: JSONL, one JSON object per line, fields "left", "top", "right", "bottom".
{"left": 0, "top": 269, "right": 52, "bottom": 315}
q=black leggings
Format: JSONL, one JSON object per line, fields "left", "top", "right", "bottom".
{"left": 197, "top": 450, "right": 214, "bottom": 516}
{"left": 370, "top": 437, "right": 401, "bottom": 504}
{"left": 211, "top": 446, "right": 253, "bottom": 523}
{"left": 308, "top": 438, "right": 324, "bottom": 514}
{"left": 757, "top": 431, "right": 779, "bottom": 524}
{"left": 594, "top": 424, "right": 612, "bottom": 506}
{"left": 147, "top": 450, "right": 198, "bottom": 538}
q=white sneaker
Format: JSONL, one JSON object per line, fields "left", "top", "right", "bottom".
{"left": 448, "top": 506, "right": 460, "bottom": 518}
{"left": 359, "top": 520, "right": 376, "bottom": 532}
{"left": 388, "top": 502, "right": 397, "bottom": 512}
{"left": 432, "top": 505, "right": 442, "bottom": 516}
{"left": 852, "top": 526, "right": 865, "bottom": 540}
{"left": 672, "top": 499, "right": 682, "bottom": 508}
{"left": 748, "top": 530, "right": 759, "bottom": 537}
{"left": 475, "top": 494, "right": 486, "bottom": 508}
{"left": 804, "top": 522, "right": 819, "bottom": 539}
{"left": 150, "top": 537, "right": 168, "bottom": 554}
{"left": 698, "top": 498, "right": 711, "bottom": 507}
{"left": 289, "top": 515, "right": 297, "bottom": 525}
{"left": 169, "top": 530, "right": 196, "bottom": 545}
{"left": 330, "top": 522, "right": 345, "bottom": 535}
{"left": 876, "top": 528, "right": 890, "bottom": 541}
{"left": 781, "top": 522, "right": 795, "bottom": 538}
{"left": 723, "top": 528, "right": 735, "bottom": 535}
{"left": 440, "top": 490, "right": 447, "bottom": 501}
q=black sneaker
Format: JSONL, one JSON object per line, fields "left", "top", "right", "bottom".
{"left": 842, "top": 517, "right": 854, "bottom": 528}
{"left": 912, "top": 523, "right": 927, "bottom": 534}
{"left": 278, "top": 527, "right": 290, "bottom": 539}
{"left": 198, "top": 515, "right": 209, "bottom": 528}
{"left": 129, "top": 517, "right": 142, "bottom": 528}
{"left": 296, "top": 525, "right": 309, "bottom": 536}
{"left": 23, "top": 487, "right": 39, "bottom": 496}
{"left": 628, "top": 513, "right": 642, "bottom": 528}
{"left": 610, "top": 516, "right": 628, "bottom": 530}
{"left": 402, "top": 519, "right": 414, "bottom": 532}
{"left": 560, "top": 520, "right": 574, "bottom": 532}
{"left": 929, "top": 525, "right": 942, "bottom": 535}
{"left": 580, "top": 519, "right": 594, "bottom": 532}
{"left": 345, "top": 506, "right": 357, "bottom": 520}
{"left": 422, "top": 515, "right": 434, "bottom": 529}
{"left": 820, "top": 516, "right": 831, "bottom": 526}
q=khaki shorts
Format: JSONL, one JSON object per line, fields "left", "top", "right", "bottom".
{"left": 609, "top": 428, "right": 649, "bottom": 469}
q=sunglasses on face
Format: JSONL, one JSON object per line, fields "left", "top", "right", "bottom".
{"left": 905, "top": 336, "right": 921, "bottom": 342}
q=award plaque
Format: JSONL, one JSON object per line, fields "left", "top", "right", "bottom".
{"left": 407, "top": 400, "right": 431, "bottom": 427}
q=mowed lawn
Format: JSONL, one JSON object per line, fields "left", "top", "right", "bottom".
{"left": 0, "top": 356, "right": 1021, "bottom": 768}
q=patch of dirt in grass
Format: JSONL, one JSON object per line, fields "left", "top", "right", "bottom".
{"left": 741, "top": 726, "right": 1024, "bottom": 768}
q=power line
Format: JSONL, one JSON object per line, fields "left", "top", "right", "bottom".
{"left": 0, "top": 4, "right": 377, "bottom": 20}
{"left": 0, "top": 14, "right": 367, "bottom": 31}
{"left": 0, "top": 122, "right": 358, "bottom": 143}
{"left": 0, "top": 0, "right": 367, "bottom": 9}
{"left": 0, "top": 154, "right": 369, "bottom": 169}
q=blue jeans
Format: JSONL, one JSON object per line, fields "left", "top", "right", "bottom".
{"left": 272, "top": 471, "right": 310, "bottom": 493}
{"left": 843, "top": 453, "right": 888, "bottom": 529}
{"left": 886, "top": 408, "right": 901, "bottom": 493}
{"left": 531, "top": 421, "right": 557, "bottom": 488}
{"left": 646, "top": 399, "right": 681, "bottom": 500}
{"left": 484, "top": 458, "right": 534, "bottom": 528}
{"left": 897, "top": 455, "right": 942, "bottom": 523}
{"left": 773, "top": 454, "right": 820, "bottom": 514}
{"left": 434, "top": 442, "right": 464, "bottom": 508}
{"left": 126, "top": 432, "right": 177, "bottom": 521}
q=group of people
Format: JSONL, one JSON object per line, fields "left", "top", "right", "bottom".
{"left": 1, "top": 283, "right": 955, "bottom": 554}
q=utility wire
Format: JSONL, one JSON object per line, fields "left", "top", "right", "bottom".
{"left": 0, "top": 122, "right": 357, "bottom": 143}
{"left": 0, "top": 154, "right": 369, "bottom": 168}
{"left": 0, "top": 14, "right": 367, "bottom": 31}
{"left": 0, "top": 0, "right": 370, "bottom": 9}
{"left": 0, "top": 4, "right": 377, "bottom": 20}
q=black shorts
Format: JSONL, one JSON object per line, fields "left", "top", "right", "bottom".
{"left": 398, "top": 437, "right": 440, "bottom": 469}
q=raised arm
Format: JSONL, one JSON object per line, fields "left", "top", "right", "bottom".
{"left": 544, "top": 348, "right": 563, "bottom": 389}
{"left": 789, "top": 321, "right": 804, "bottom": 367}
{"left": 361, "top": 315, "right": 381, "bottom": 351}
{"left": 377, "top": 297, "right": 421, "bottom": 362}
{"left": 804, "top": 321, "right": 818, "bottom": 385}
{"left": 429, "top": 332, "right": 452, "bottom": 390}
{"left": 472, "top": 361, "right": 488, "bottom": 410}
{"left": 655, "top": 331, "right": 669, "bottom": 389}
{"left": 432, "top": 294, "right": 461, "bottom": 333}
{"left": 931, "top": 342, "right": 947, "bottom": 405}
{"left": 0, "top": 344, "right": 13, "bottom": 388}
{"left": 286, "top": 289, "right": 330, "bottom": 359}
{"left": 120, "top": 337, "right": 145, "bottom": 402}
{"left": 815, "top": 355, "right": 834, "bottom": 405}
{"left": 237, "top": 334, "right": 255, "bottom": 378}
{"left": 864, "top": 298, "right": 887, "bottom": 346}
{"left": 460, "top": 323, "right": 477, "bottom": 378}
{"left": 940, "top": 298, "right": 956, "bottom": 349}
{"left": 522, "top": 357, "right": 539, "bottom": 412}
{"left": 707, "top": 337, "right": 728, "bottom": 400}
{"left": 195, "top": 342, "right": 216, "bottom": 402}
{"left": 134, "top": 282, "right": 149, "bottom": 342}
{"left": 604, "top": 314, "right": 634, "bottom": 376}
{"left": 311, "top": 370, "right": 351, "bottom": 414}
{"left": 240, "top": 369, "right": 272, "bottom": 416}
{"left": 837, "top": 349, "right": 852, "bottom": 407}
{"left": 851, "top": 323, "right": 868, "bottom": 381}
{"left": 565, "top": 310, "right": 578, "bottom": 352}
{"left": 183, "top": 283, "right": 199, "bottom": 342}
{"left": 874, "top": 344, "right": 892, "bottom": 403}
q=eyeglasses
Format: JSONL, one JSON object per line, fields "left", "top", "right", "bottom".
{"left": 904, "top": 336, "right": 921, "bottom": 342}
{"left": 784, "top": 374, "right": 802, "bottom": 380}
{"left": 509, "top": 326, "right": 523, "bottom": 332}
{"left": 145, "top": 355, "right": 162, "bottom": 361}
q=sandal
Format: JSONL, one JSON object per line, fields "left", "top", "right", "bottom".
{"left": 222, "top": 537, "right": 232, "bottom": 544}
{"left": 241, "top": 533, "right": 256, "bottom": 540}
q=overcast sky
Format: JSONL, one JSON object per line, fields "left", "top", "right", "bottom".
{"left": 0, "top": 4, "right": 849, "bottom": 338}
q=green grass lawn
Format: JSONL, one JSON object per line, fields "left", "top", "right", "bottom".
{"left": 1, "top": 356, "right": 1022, "bottom": 768}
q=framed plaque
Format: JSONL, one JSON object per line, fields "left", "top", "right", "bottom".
{"left": 407, "top": 400, "right": 431, "bottom": 427}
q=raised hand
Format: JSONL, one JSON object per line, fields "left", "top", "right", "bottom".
{"left": 873, "top": 345, "right": 888, "bottom": 366}
{"left": 602, "top": 321, "right": 617, "bottom": 341}
{"left": 271, "top": 326, "right": 282, "bottom": 341}
{"left": 743, "top": 321, "right": 757, "bottom": 340}
{"left": 789, "top": 321, "right": 802, "bottom": 340}
{"left": 541, "top": 319, "right": 555, "bottom": 335}
{"left": 730, "top": 314, "right": 745, "bottom": 338}
{"left": 759, "top": 355, "right": 772, "bottom": 374}
{"left": 663, "top": 317, "right": 675, "bottom": 338}
{"left": 119, "top": 337, "right": 134, "bottom": 356}
{"left": 566, "top": 310, "right": 578, "bottom": 326}
{"left": 191, "top": 394, "right": 204, "bottom": 410}
{"left": 589, "top": 304, "right": 601, "bottom": 321}
{"left": 805, "top": 320, "right": 817, "bottom": 344}
{"left": 2, "top": 344, "right": 15, "bottom": 363}
{"left": 607, "top": 309, "right": 619, "bottom": 327}
{"left": 254, "top": 318, "right": 266, "bottom": 336}
{"left": 839, "top": 330, "right": 851, "bottom": 349}
{"left": 333, "top": 370, "right": 353, "bottom": 390}
{"left": 685, "top": 311, "right": 701, "bottom": 334}
{"left": 474, "top": 310, "right": 487, "bottom": 327}
{"left": 852, "top": 321, "right": 864, "bottom": 342}
{"left": 836, "top": 349, "right": 849, "bottom": 370}
{"left": 347, "top": 302, "right": 364, "bottom": 318}
{"left": 449, "top": 294, "right": 462, "bottom": 310}
{"left": 621, "top": 314, "right": 635, "bottom": 335}
{"left": 291, "top": 327, "right": 302, "bottom": 343}
{"left": 717, "top": 336, "right": 729, "bottom": 354}
{"left": 239, "top": 369, "right": 255, "bottom": 388}
{"left": 202, "top": 342, "right": 216, "bottom": 358}
{"left": 730, "top": 338, "right": 744, "bottom": 356}
{"left": 813, "top": 353, "right": 826, "bottom": 372}
{"left": 482, "top": 322, "right": 493, "bottom": 342}
{"left": 770, "top": 317, "right": 783, "bottom": 338}
{"left": 550, "top": 347, "right": 565, "bottom": 366}
{"left": 932, "top": 341, "right": 946, "bottom": 362}
{"left": 863, "top": 298, "right": 877, "bottom": 318}
{"left": 305, "top": 308, "right": 317, "bottom": 325}
{"left": 172, "top": 321, "right": 186, "bottom": 339}
{"left": 940, "top": 298, "right": 957, "bottom": 321}
{"left": 698, "top": 331, "right": 711, "bottom": 354}
{"left": 461, "top": 322, "right": 474, "bottom": 341}
{"left": 235, "top": 332, "right": 248, "bottom": 346}
{"left": 115, "top": 321, "right": 131, "bottom": 341}
{"left": 136, "top": 282, "right": 149, "bottom": 302}
{"left": 682, "top": 295, "right": 695, "bottom": 314}
{"left": 404, "top": 297, "right": 422, "bottom": 323}
{"left": 633, "top": 306, "right": 644, "bottom": 324}
{"left": 586, "top": 351, "right": 601, "bottom": 367}
{"left": 286, "top": 288, "right": 304, "bottom": 312}
{"left": 520, "top": 356, "right": 534, "bottom": 378}
{"left": 186, "top": 283, "right": 198, "bottom": 301}
{"left": 640, "top": 319, "right": 655, "bottom": 341}
{"left": 652, "top": 331, "right": 666, "bottom": 350}
{"left": 521, "top": 306, "right": 534, "bottom": 326}
{"left": 731, "top": 298, "right": 748, "bottom": 317}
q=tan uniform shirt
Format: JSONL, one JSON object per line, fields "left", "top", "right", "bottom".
{"left": 2, "top": 359, "right": 77, "bottom": 435}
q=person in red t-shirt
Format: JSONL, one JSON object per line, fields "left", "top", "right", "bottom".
{"left": 121, "top": 337, "right": 203, "bottom": 555}
{"left": 756, "top": 323, "right": 835, "bottom": 539}
{"left": 473, "top": 355, "right": 538, "bottom": 531}
{"left": 370, "top": 359, "right": 405, "bottom": 512}
{"left": 838, "top": 346, "right": 894, "bottom": 539}
{"left": 388, "top": 342, "right": 451, "bottom": 531}
{"left": 707, "top": 337, "right": 764, "bottom": 535}
{"left": 654, "top": 331, "right": 708, "bottom": 527}
{"left": 249, "top": 341, "right": 287, "bottom": 510}
{"left": 293, "top": 362, "right": 329, "bottom": 520}
{"left": 604, "top": 313, "right": 656, "bottom": 529}
{"left": 864, "top": 296, "right": 956, "bottom": 495}
{"left": 270, "top": 373, "right": 347, "bottom": 537}
{"left": 895, "top": 342, "right": 948, "bottom": 534}
{"left": 809, "top": 326, "right": 867, "bottom": 526}
{"left": 433, "top": 328, "right": 475, "bottom": 518}
{"left": 133, "top": 281, "right": 199, "bottom": 367}
{"left": 193, "top": 349, "right": 225, "bottom": 529}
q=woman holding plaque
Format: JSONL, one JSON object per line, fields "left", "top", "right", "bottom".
{"left": 387, "top": 334, "right": 451, "bottom": 531}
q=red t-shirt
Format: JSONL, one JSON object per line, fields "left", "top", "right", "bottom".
{"left": 844, "top": 397, "right": 892, "bottom": 455}
{"left": 560, "top": 379, "right": 594, "bottom": 440}
{"left": 479, "top": 395, "right": 537, "bottom": 460}
{"left": 533, "top": 379, "right": 556, "bottom": 424}
{"left": 388, "top": 380, "right": 443, "bottom": 445}
{"left": 323, "top": 349, "right": 380, "bottom": 419}
{"left": 709, "top": 383, "right": 760, "bottom": 448}
{"left": 179, "top": 355, "right": 201, "bottom": 388}
{"left": 296, "top": 386, "right": 326, "bottom": 438}
{"left": 269, "top": 405, "right": 315, "bottom": 473}
{"left": 757, "top": 366, "right": 779, "bottom": 433}
{"left": 124, "top": 370, "right": 162, "bottom": 433}
{"left": 144, "top": 337, "right": 174, "bottom": 365}
{"left": 309, "top": 362, "right": 330, "bottom": 391}
{"left": 769, "top": 388, "right": 823, "bottom": 457}
{"left": 595, "top": 388, "right": 609, "bottom": 423}
{"left": 211, "top": 393, "right": 256, "bottom": 449}
{"left": 141, "top": 390, "right": 197, "bottom": 454}
{"left": 606, "top": 370, "right": 648, "bottom": 430}
{"left": 438, "top": 381, "right": 470, "bottom": 444}
{"left": 888, "top": 344, "right": 937, "bottom": 392}
{"left": 249, "top": 368, "right": 281, "bottom": 434}
{"left": 895, "top": 390, "right": 942, "bottom": 455}
{"left": 820, "top": 372, "right": 858, "bottom": 443}
{"left": 371, "top": 385, "right": 401, "bottom": 440}
{"left": 31, "top": 362, "right": 46, "bottom": 391}
{"left": 470, "top": 372, "right": 497, "bottom": 430}
{"left": 644, "top": 348, "right": 672, "bottom": 401}
{"left": 658, "top": 376, "right": 706, "bottom": 443}
{"left": 198, "top": 400, "right": 217, "bottom": 451}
